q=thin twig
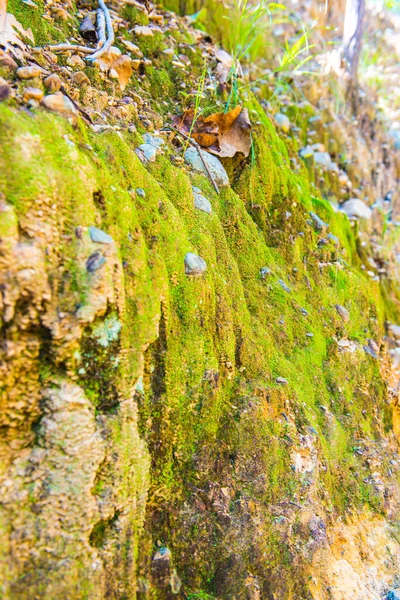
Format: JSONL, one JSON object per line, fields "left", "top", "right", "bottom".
{"left": 37, "top": 44, "right": 95, "bottom": 54}
{"left": 96, "top": 8, "right": 106, "bottom": 48}
{"left": 164, "top": 125, "right": 220, "bottom": 195}
{"left": 60, "top": 85, "right": 93, "bottom": 125}
{"left": 86, "top": 0, "right": 114, "bottom": 62}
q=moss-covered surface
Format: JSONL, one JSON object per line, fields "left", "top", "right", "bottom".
{"left": 1, "top": 1, "right": 400, "bottom": 597}
{"left": 0, "top": 87, "right": 397, "bottom": 595}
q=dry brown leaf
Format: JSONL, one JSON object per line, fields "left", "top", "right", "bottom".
{"left": 214, "top": 47, "right": 243, "bottom": 86}
{"left": 0, "top": 0, "right": 34, "bottom": 59}
{"left": 215, "top": 48, "right": 233, "bottom": 85}
{"left": 172, "top": 106, "right": 251, "bottom": 158}
{"left": 112, "top": 55, "right": 133, "bottom": 90}
{"left": 92, "top": 46, "right": 121, "bottom": 71}
{"left": 215, "top": 107, "right": 251, "bottom": 157}
{"left": 203, "top": 105, "right": 242, "bottom": 133}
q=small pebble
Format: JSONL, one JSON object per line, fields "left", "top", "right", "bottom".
{"left": 276, "top": 377, "right": 288, "bottom": 385}
{"left": 184, "top": 252, "right": 207, "bottom": 276}
{"left": 193, "top": 186, "right": 212, "bottom": 214}
{"left": 310, "top": 211, "right": 328, "bottom": 231}
{"left": 136, "top": 143, "right": 158, "bottom": 163}
{"left": 0, "top": 50, "right": 18, "bottom": 71}
{"left": 335, "top": 304, "right": 349, "bottom": 322}
{"left": 0, "top": 81, "right": 11, "bottom": 101}
{"left": 67, "top": 54, "right": 86, "bottom": 69}
{"left": 23, "top": 87, "right": 44, "bottom": 102}
{"left": 89, "top": 226, "right": 113, "bottom": 244}
{"left": 136, "top": 188, "right": 146, "bottom": 198}
{"left": 278, "top": 279, "right": 291, "bottom": 293}
{"left": 17, "top": 66, "right": 43, "bottom": 79}
{"left": 71, "top": 71, "right": 90, "bottom": 85}
{"left": 44, "top": 73, "right": 62, "bottom": 92}
{"left": 86, "top": 251, "right": 106, "bottom": 272}
{"left": 363, "top": 345, "right": 378, "bottom": 359}
{"left": 41, "top": 93, "right": 77, "bottom": 121}
{"left": 260, "top": 267, "right": 271, "bottom": 279}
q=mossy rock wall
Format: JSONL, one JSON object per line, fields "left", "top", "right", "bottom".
{"left": 0, "top": 88, "right": 399, "bottom": 598}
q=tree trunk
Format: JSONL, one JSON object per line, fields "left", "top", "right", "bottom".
{"left": 343, "top": 0, "right": 365, "bottom": 111}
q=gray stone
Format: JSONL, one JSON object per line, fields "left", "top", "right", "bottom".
{"left": 327, "top": 233, "right": 339, "bottom": 245}
{"left": 276, "top": 377, "right": 288, "bottom": 385}
{"left": 86, "top": 251, "right": 106, "bottom": 272}
{"left": 41, "top": 93, "right": 77, "bottom": 121}
{"left": 184, "top": 147, "right": 229, "bottom": 187}
{"left": 310, "top": 211, "right": 328, "bottom": 230}
{"left": 335, "top": 304, "right": 350, "bottom": 322}
{"left": 136, "top": 188, "right": 146, "bottom": 198}
{"left": 306, "top": 333, "right": 314, "bottom": 338}
{"left": 275, "top": 113, "right": 291, "bottom": 133}
{"left": 143, "top": 133, "right": 165, "bottom": 148}
{"left": 278, "top": 279, "right": 291, "bottom": 293}
{"left": 136, "top": 143, "right": 158, "bottom": 163}
{"left": 340, "top": 199, "right": 372, "bottom": 220}
{"left": 363, "top": 345, "right": 378, "bottom": 359}
{"left": 260, "top": 267, "right": 271, "bottom": 279}
{"left": 367, "top": 338, "right": 379, "bottom": 354}
{"left": 299, "top": 145, "right": 314, "bottom": 159}
{"left": 184, "top": 252, "right": 207, "bottom": 276}
{"left": 301, "top": 308, "right": 309, "bottom": 316}
{"left": 89, "top": 226, "right": 113, "bottom": 244}
{"left": 192, "top": 186, "right": 212, "bottom": 214}
{"left": 314, "top": 151, "right": 332, "bottom": 167}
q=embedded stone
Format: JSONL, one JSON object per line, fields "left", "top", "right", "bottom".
{"left": 299, "top": 145, "right": 314, "bottom": 159}
{"left": 89, "top": 226, "right": 113, "bottom": 244}
{"left": 259, "top": 267, "right": 271, "bottom": 279}
{"left": 275, "top": 113, "right": 291, "bottom": 133}
{"left": 363, "top": 345, "right": 378, "bottom": 359}
{"left": 86, "top": 251, "right": 106, "bottom": 272}
{"left": 335, "top": 304, "right": 349, "bottom": 322}
{"left": 276, "top": 377, "right": 288, "bottom": 385}
{"left": 17, "top": 66, "right": 43, "bottom": 79}
{"left": 314, "top": 151, "right": 332, "bottom": 167}
{"left": 23, "top": 87, "right": 44, "bottom": 102}
{"left": 136, "top": 143, "right": 158, "bottom": 163}
{"left": 327, "top": 233, "right": 339, "bottom": 245}
{"left": 278, "top": 279, "right": 291, "bottom": 293}
{"left": 0, "top": 50, "right": 18, "bottom": 71}
{"left": 143, "top": 133, "right": 165, "bottom": 148}
{"left": 44, "top": 73, "right": 62, "bottom": 92}
{"left": 193, "top": 186, "right": 212, "bottom": 214}
{"left": 184, "top": 252, "right": 207, "bottom": 276}
{"left": 340, "top": 199, "right": 372, "bottom": 220}
{"left": 184, "top": 147, "right": 229, "bottom": 187}
{"left": 67, "top": 55, "right": 86, "bottom": 69}
{"left": 310, "top": 211, "right": 328, "bottom": 230}
{"left": 41, "top": 93, "right": 77, "bottom": 121}
{"left": 71, "top": 71, "right": 90, "bottom": 85}
{"left": 0, "top": 80, "right": 11, "bottom": 101}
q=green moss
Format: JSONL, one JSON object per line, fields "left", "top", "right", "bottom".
{"left": 8, "top": 0, "right": 75, "bottom": 45}
{"left": 121, "top": 5, "right": 149, "bottom": 25}
{"left": 0, "top": 72, "right": 397, "bottom": 596}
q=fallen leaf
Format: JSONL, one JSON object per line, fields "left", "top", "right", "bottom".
{"left": 215, "top": 47, "right": 243, "bottom": 85}
{"left": 92, "top": 45, "right": 121, "bottom": 71}
{"left": 112, "top": 55, "right": 133, "bottom": 90}
{"left": 0, "top": 0, "right": 34, "bottom": 59}
{"left": 92, "top": 46, "right": 133, "bottom": 89}
{"left": 172, "top": 106, "right": 251, "bottom": 158}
